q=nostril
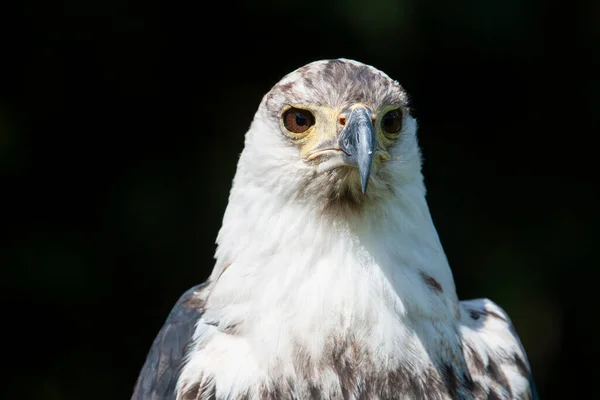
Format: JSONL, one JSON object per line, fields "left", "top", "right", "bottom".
{"left": 339, "top": 115, "right": 346, "bottom": 126}
{"left": 371, "top": 116, "right": 377, "bottom": 127}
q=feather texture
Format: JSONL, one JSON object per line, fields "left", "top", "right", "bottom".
{"left": 132, "top": 59, "right": 537, "bottom": 400}
{"left": 132, "top": 284, "right": 209, "bottom": 400}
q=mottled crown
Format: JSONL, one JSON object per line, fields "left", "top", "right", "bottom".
{"left": 263, "top": 59, "right": 409, "bottom": 119}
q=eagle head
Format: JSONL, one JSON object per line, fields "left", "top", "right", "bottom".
{"left": 238, "top": 59, "right": 423, "bottom": 214}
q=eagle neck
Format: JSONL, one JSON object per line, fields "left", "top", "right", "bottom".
{"left": 213, "top": 174, "right": 459, "bottom": 321}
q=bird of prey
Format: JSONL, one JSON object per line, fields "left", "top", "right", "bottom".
{"left": 132, "top": 59, "right": 537, "bottom": 400}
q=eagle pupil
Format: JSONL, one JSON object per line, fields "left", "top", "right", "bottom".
{"left": 296, "top": 113, "right": 307, "bottom": 126}
{"left": 381, "top": 109, "right": 402, "bottom": 133}
{"left": 383, "top": 113, "right": 397, "bottom": 127}
{"left": 282, "top": 107, "right": 314, "bottom": 134}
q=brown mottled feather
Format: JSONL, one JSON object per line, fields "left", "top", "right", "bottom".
{"left": 461, "top": 299, "right": 538, "bottom": 400}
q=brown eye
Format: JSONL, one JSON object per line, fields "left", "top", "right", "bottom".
{"left": 381, "top": 109, "right": 403, "bottom": 134}
{"left": 283, "top": 108, "right": 315, "bottom": 134}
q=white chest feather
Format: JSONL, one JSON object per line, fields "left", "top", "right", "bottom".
{"left": 176, "top": 187, "right": 472, "bottom": 399}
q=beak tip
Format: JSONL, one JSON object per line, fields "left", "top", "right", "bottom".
{"left": 360, "top": 172, "right": 370, "bottom": 194}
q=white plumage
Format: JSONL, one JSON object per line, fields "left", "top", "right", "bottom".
{"left": 133, "top": 59, "right": 536, "bottom": 400}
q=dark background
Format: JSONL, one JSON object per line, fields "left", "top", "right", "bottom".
{"left": 2, "top": 0, "right": 597, "bottom": 398}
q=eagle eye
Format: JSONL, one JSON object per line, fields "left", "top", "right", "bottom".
{"left": 381, "top": 109, "right": 403, "bottom": 134}
{"left": 283, "top": 108, "right": 315, "bottom": 134}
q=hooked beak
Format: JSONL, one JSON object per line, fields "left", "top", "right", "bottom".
{"left": 338, "top": 106, "right": 376, "bottom": 193}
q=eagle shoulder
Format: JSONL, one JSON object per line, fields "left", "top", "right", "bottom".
{"left": 132, "top": 283, "right": 210, "bottom": 400}
{"left": 459, "top": 298, "right": 538, "bottom": 400}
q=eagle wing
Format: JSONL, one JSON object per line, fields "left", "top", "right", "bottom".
{"left": 460, "top": 298, "right": 538, "bottom": 400}
{"left": 132, "top": 283, "right": 209, "bottom": 400}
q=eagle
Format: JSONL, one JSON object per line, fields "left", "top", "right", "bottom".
{"left": 132, "top": 59, "right": 538, "bottom": 400}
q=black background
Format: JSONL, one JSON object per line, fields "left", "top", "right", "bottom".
{"left": 2, "top": 0, "right": 598, "bottom": 398}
